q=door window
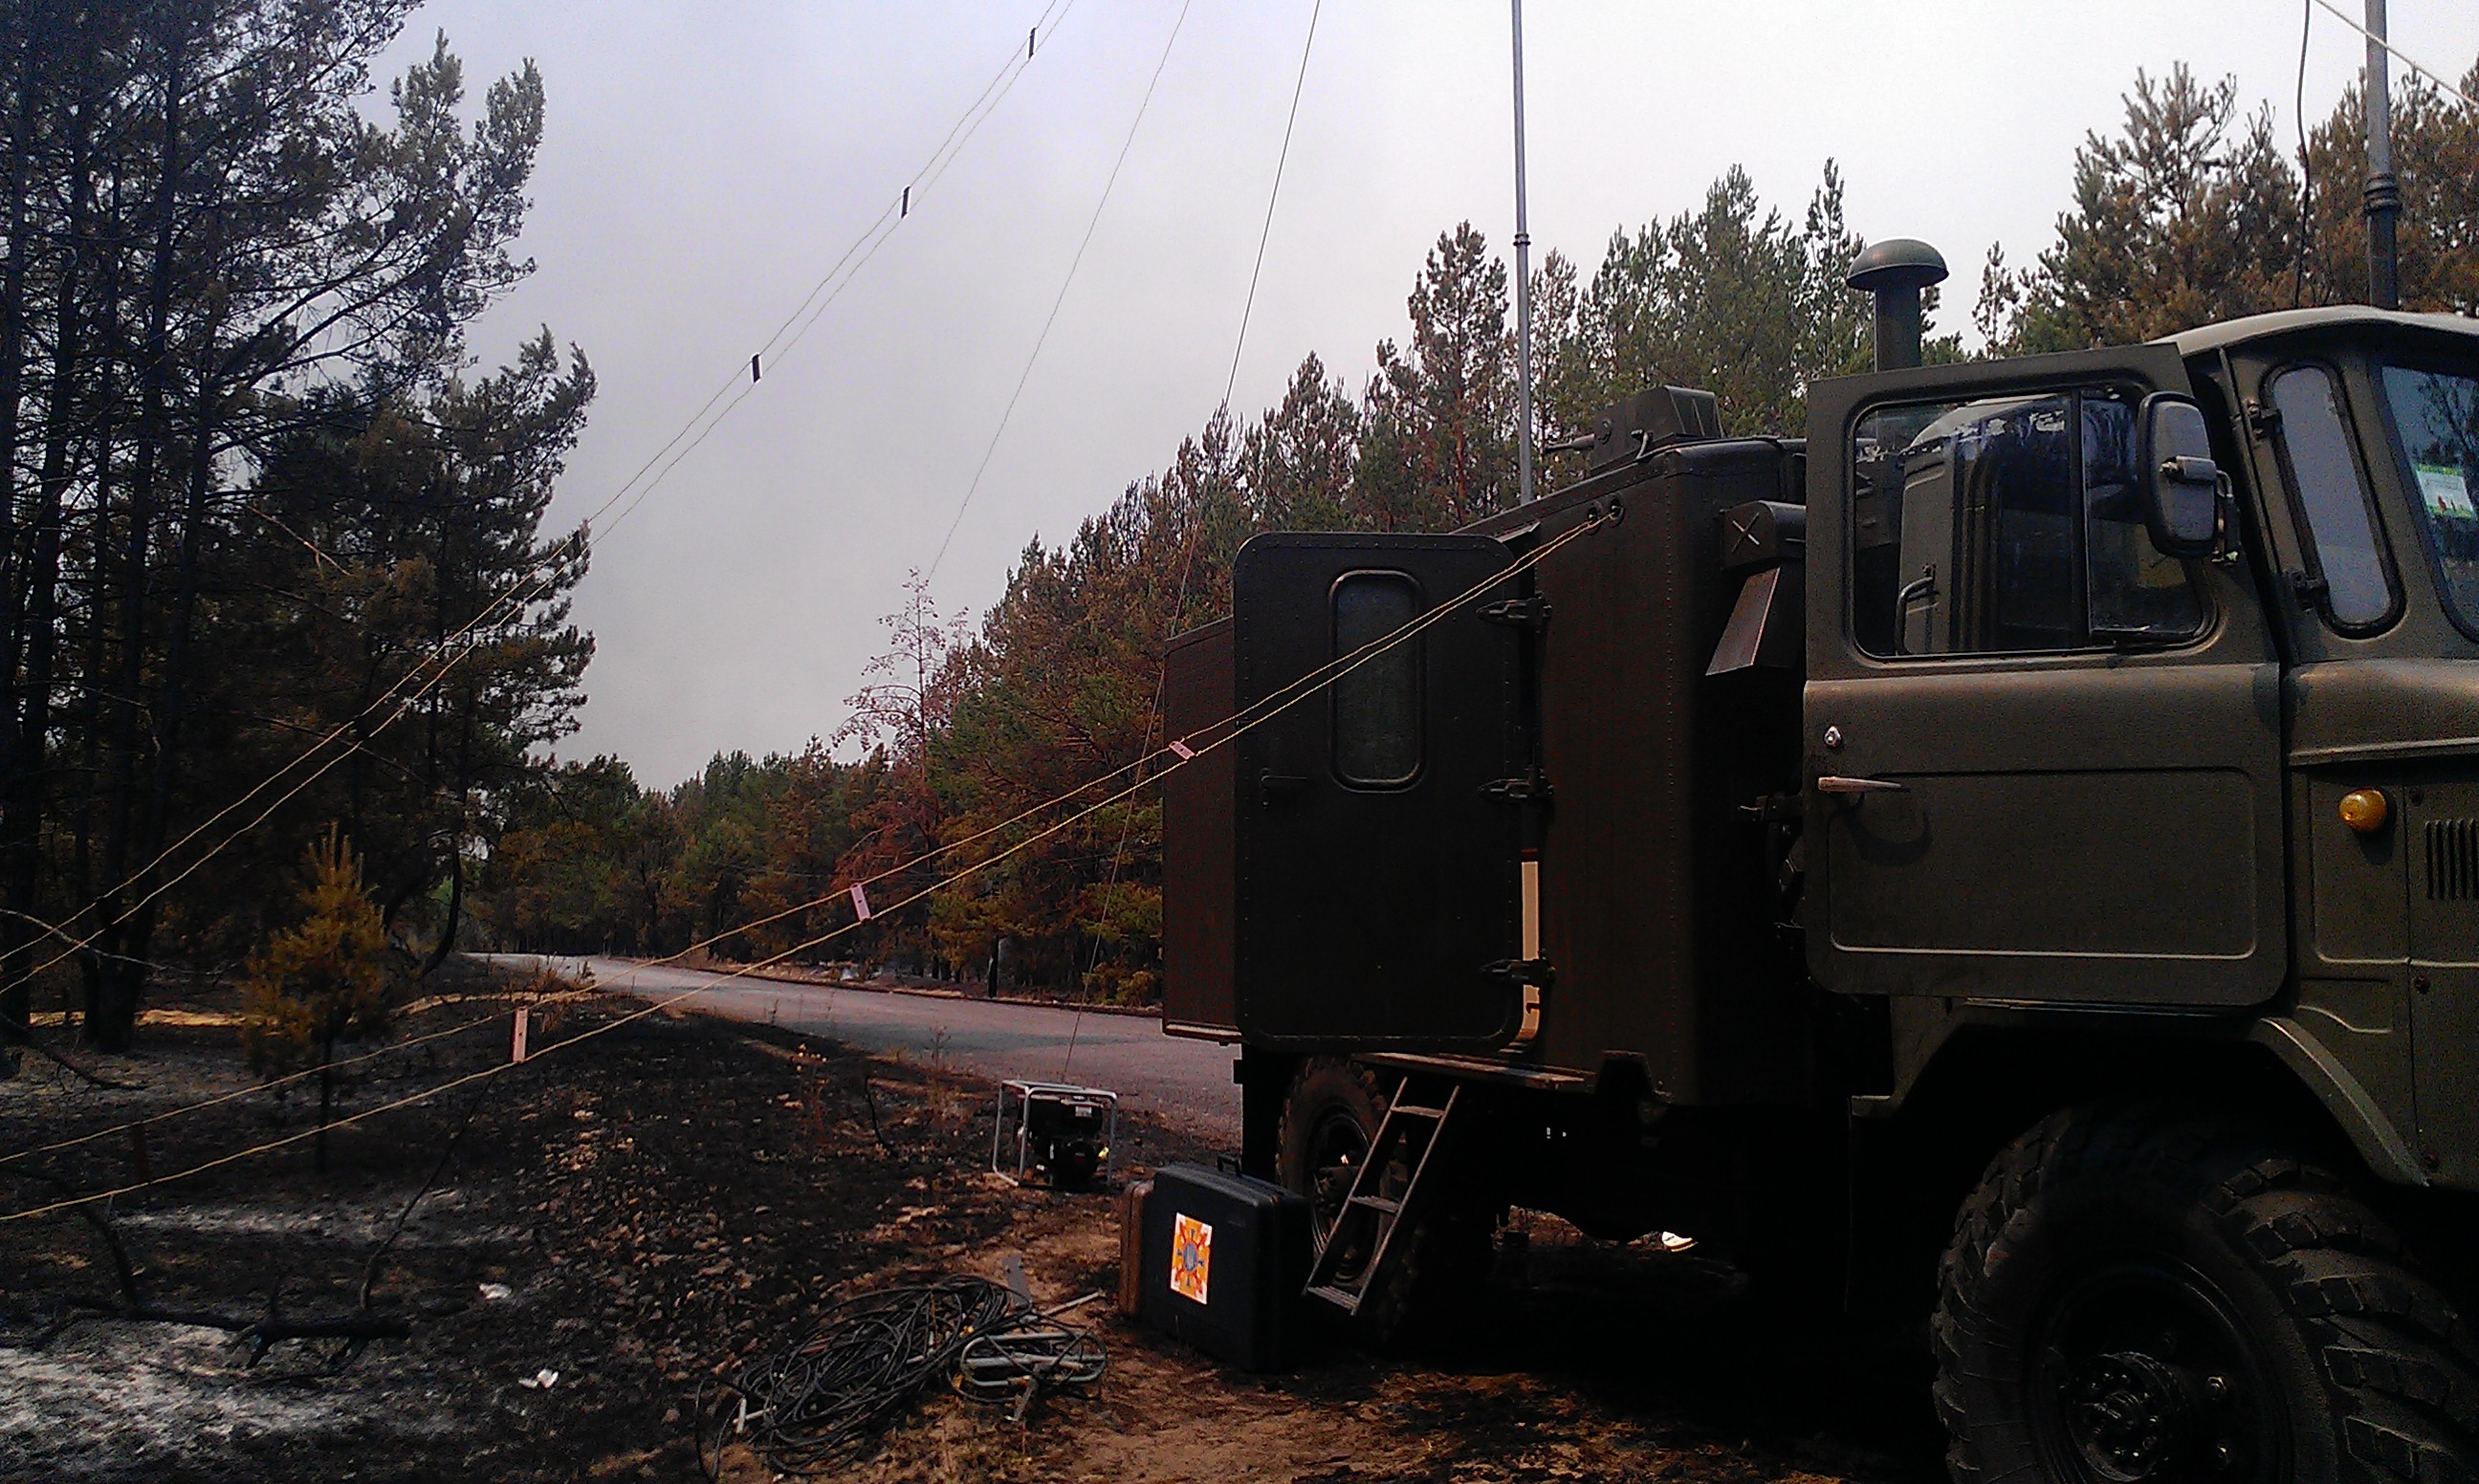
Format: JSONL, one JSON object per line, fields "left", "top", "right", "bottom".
{"left": 2379, "top": 362, "right": 2479, "bottom": 638}
{"left": 2268, "top": 364, "right": 2395, "bottom": 630}
{"left": 1330, "top": 572, "right": 1421, "bottom": 786}
{"left": 1850, "top": 387, "right": 2205, "bottom": 657}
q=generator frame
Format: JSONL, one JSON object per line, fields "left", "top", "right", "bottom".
{"left": 990, "top": 1080, "right": 1120, "bottom": 1189}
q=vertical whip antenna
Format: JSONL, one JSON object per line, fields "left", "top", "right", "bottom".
{"left": 1509, "top": 0, "right": 1537, "bottom": 506}
{"left": 2362, "top": 0, "right": 2400, "bottom": 308}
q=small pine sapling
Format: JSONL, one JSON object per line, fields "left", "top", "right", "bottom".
{"left": 240, "top": 829, "right": 403, "bottom": 1172}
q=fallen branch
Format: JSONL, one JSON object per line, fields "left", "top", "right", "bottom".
{"left": 54, "top": 1293, "right": 410, "bottom": 1366}
{"left": 6, "top": 1168, "right": 408, "bottom": 1369}
{"left": 0, "top": 1014, "right": 140, "bottom": 1090}
{"left": 4, "top": 1169, "right": 141, "bottom": 1302}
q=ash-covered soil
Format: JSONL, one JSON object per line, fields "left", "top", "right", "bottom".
{"left": 1, "top": 971, "right": 1942, "bottom": 1483}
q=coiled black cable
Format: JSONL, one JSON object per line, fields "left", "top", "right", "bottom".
{"left": 697, "top": 1276, "right": 1104, "bottom": 1476}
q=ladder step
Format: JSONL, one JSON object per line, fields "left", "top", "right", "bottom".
{"left": 1349, "top": 1195, "right": 1401, "bottom": 1215}
{"left": 1389, "top": 1103, "right": 1450, "bottom": 1120}
{"left": 1305, "top": 1283, "right": 1364, "bottom": 1313}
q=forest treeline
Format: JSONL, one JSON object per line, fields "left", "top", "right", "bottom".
{"left": 479, "top": 63, "right": 2479, "bottom": 1005}
{"left": 4, "top": 18, "right": 2471, "bottom": 1039}
{"left": 0, "top": 2, "right": 590, "bottom": 1048}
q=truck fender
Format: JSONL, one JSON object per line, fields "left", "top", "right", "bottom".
{"left": 2247, "top": 1015, "right": 2427, "bottom": 1187}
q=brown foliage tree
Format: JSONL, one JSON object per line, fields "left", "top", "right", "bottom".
{"left": 238, "top": 829, "right": 398, "bottom": 1171}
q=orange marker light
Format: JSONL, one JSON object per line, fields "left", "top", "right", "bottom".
{"left": 2339, "top": 788, "right": 2390, "bottom": 834}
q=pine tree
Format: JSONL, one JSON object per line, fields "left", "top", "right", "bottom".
{"left": 1979, "top": 57, "right": 2478, "bottom": 350}
{"left": 1241, "top": 355, "right": 1361, "bottom": 533}
{"left": 1547, "top": 162, "right": 1877, "bottom": 456}
{"left": 0, "top": 7, "right": 564, "bottom": 1049}
{"left": 1357, "top": 223, "right": 1519, "bottom": 532}
{"left": 238, "top": 829, "right": 398, "bottom": 1172}
{"left": 2300, "top": 61, "right": 2479, "bottom": 315}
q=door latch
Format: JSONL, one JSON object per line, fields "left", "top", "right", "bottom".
{"left": 1739, "top": 793, "right": 1802, "bottom": 823}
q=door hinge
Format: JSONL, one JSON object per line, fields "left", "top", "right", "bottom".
{"left": 1481, "top": 956, "right": 1555, "bottom": 989}
{"left": 2245, "top": 400, "right": 2283, "bottom": 437}
{"left": 2286, "top": 569, "right": 2329, "bottom": 606}
{"left": 1479, "top": 595, "right": 1552, "bottom": 630}
{"left": 1482, "top": 775, "right": 1553, "bottom": 805}
{"left": 1484, "top": 957, "right": 1553, "bottom": 1051}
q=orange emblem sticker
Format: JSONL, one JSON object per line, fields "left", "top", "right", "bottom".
{"left": 1171, "top": 1212, "right": 1213, "bottom": 1304}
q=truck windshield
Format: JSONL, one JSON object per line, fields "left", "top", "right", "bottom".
{"left": 2380, "top": 363, "right": 2479, "bottom": 637}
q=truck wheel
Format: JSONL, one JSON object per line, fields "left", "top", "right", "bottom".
{"left": 1935, "top": 1104, "right": 2479, "bottom": 1484}
{"left": 1274, "top": 1058, "right": 1486, "bottom": 1348}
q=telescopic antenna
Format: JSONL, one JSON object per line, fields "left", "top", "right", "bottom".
{"left": 2363, "top": 0, "right": 2401, "bottom": 309}
{"left": 1510, "top": 0, "right": 1537, "bottom": 505}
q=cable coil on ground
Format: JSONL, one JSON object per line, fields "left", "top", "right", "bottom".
{"left": 696, "top": 1275, "right": 1104, "bottom": 1476}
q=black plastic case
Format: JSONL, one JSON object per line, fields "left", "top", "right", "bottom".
{"left": 1136, "top": 1162, "right": 1311, "bottom": 1370}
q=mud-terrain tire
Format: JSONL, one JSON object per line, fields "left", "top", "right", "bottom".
{"left": 1274, "top": 1058, "right": 1487, "bottom": 1348}
{"left": 1935, "top": 1103, "right": 2479, "bottom": 1483}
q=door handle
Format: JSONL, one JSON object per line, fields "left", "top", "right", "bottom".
{"left": 1816, "top": 775, "right": 1909, "bottom": 796}
{"left": 1259, "top": 772, "right": 1311, "bottom": 804}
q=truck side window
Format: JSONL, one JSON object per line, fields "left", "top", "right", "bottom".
{"left": 1851, "top": 387, "right": 2204, "bottom": 657}
{"left": 2378, "top": 363, "right": 2479, "bottom": 637}
{"left": 2268, "top": 364, "right": 2394, "bottom": 629}
{"left": 1331, "top": 572, "right": 1420, "bottom": 787}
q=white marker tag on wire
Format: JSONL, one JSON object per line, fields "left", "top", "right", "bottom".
{"left": 849, "top": 883, "right": 873, "bottom": 921}
{"left": 512, "top": 1007, "right": 530, "bottom": 1064}
{"left": 1167, "top": 739, "right": 1196, "bottom": 761}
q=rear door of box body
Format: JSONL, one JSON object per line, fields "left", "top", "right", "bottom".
{"left": 1232, "top": 533, "right": 1526, "bottom": 1049}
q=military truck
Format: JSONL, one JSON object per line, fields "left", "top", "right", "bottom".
{"left": 1158, "top": 239, "right": 2479, "bottom": 1481}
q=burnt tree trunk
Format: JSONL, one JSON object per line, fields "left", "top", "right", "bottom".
{"left": 0, "top": 10, "right": 39, "bottom": 1042}
{"left": 315, "top": 1024, "right": 337, "bottom": 1175}
{"left": 88, "top": 16, "right": 189, "bottom": 1050}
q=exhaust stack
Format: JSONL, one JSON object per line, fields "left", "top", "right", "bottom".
{"left": 1847, "top": 239, "right": 1949, "bottom": 371}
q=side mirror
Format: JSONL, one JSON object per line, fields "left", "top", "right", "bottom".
{"left": 2139, "top": 394, "right": 2222, "bottom": 558}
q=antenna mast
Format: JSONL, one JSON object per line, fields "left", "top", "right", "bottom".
{"left": 1510, "top": 0, "right": 1537, "bottom": 505}
{"left": 2363, "top": 0, "right": 2401, "bottom": 308}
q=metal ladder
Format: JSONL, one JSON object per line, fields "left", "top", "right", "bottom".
{"left": 1304, "top": 1076, "right": 1460, "bottom": 1316}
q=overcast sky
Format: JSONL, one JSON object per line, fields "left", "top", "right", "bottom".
{"left": 380, "top": 1, "right": 2479, "bottom": 786}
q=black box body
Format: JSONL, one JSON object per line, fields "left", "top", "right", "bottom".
{"left": 1137, "top": 1162, "right": 1309, "bottom": 1370}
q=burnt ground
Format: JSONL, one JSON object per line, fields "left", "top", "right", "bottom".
{"left": 0, "top": 969, "right": 1945, "bottom": 1483}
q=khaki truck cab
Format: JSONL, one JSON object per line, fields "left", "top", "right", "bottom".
{"left": 1163, "top": 279, "right": 2479, "bottom": 1481}
{"left": 1816, "top": 310, "right": 2479, "bottom": 1185}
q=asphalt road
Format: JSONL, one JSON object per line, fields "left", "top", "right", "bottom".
{"left": 504, "top": 955, "right": 1241, "bottom": 1143}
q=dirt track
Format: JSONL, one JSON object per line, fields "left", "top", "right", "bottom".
{"left": 0, "top": 975, "right": 1942, "bottom": 1482}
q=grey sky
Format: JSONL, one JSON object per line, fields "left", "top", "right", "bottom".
{"left": 384, "top": 2, "right": 2479, "bottom": 786}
